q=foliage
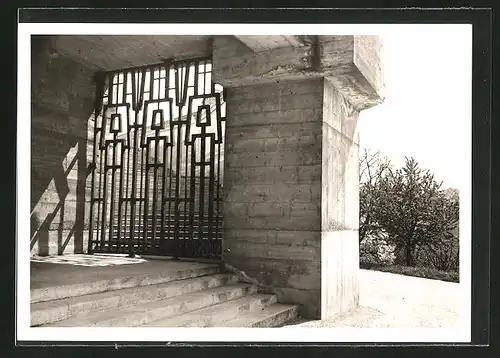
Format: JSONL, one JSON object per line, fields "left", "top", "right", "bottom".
{"left": 359, "top": 149, "right": 391, "bottom": 244}
{"left": 359, "top": 154, "right": 460, "bottom": 278}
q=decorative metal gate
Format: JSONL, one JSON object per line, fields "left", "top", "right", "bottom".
{"left": 88, "top": 58, "right": 225, "bottom": 259}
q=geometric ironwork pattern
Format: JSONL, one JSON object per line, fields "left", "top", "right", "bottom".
{"left": 88, "top": 58, "right": 225, "bottom": 259}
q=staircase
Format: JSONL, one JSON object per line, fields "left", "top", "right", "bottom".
{"left": 31, "top": 260, "right": 298, "bottom": 328}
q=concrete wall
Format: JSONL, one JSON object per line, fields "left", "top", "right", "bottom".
{"left": 320, "top": 79, "right": 361, "bottom": 319}
{"left": 222, "top": 77, "right": 362, "bottom": 319}
{"left": 31, "top": 36, "right": 96, "bottom": 256}
{"left": 222, "top": 78, "right": 324, "bottom": 318}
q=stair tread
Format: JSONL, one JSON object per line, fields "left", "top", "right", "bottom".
{"left": 31, "top": 262, "right": 220, "bottom": 304}
{"left": 222, "top": 304, "right": 299, "bottom": 327}
{"left": 33, "top": 272, "right": 232, "bottom": 311}
{"left": 142, "top": 293, "right": 277, "bottom": 327}
{"left": 47, "top": 282, "right": 253, "bottom": 327}
{"left": 31, "top": 272, "right": 232, "bottom": 326}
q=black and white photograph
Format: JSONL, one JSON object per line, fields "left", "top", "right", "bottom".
{"left": 14, "top": 8, "right": 491, "bottom": 346}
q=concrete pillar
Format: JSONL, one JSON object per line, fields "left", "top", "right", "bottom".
{"left": 213, "top": 35, "right": 384, "bottom": 319}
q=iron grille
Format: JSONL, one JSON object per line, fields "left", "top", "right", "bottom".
{"left": 88, "top": 58, "right": 226, "bottom": 259}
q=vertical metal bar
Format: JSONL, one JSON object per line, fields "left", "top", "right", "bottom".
{"left": 173, "top": 62, "right": 190, "bottom": 259}
{"left": 167, "top": 139, "right": 174, "bottom": 251}
{"left": 166, "top": 66, "right": 174, "bottom": 253}
{"left": 189, "top": 140, "right": 196, "bottom": 254}
{"left": 216, "top": 118, "right": 224, "bottom": 249}
{"left": 88, "top": 72, "right": 105, "bottom": 254}
{"left": 153, "top": 67, "right": 162, "bottom": 247}
{"left": 143, "top": 139, "right": 151, "bottom": 251}
{"left": 88, "top": 128, "right": 98, "bottom": 253}
{"left": 116, "top": 141, "right": 124, "bottom": 248}
{"left": 99, "top": 74, "right": 114, "bottom": 251}
{"left": 160, "top": 65, "right": 170, "bottom": 254}
{"left": 129, "top": 127, "right": 138, "bottom": 254}
{"left": 153, "top": 137, "right": 159, "bottom": 243}
{"left": 109, "top": 134, "right": 117, "bottom": 249}
{"left": 96, "top": 130, "right": 103, "bottom": 250}
{"left": 122, "top": 71, "right": 131, "bottom": 251}
{"left": 100, "top": 144, "right": 109, "bottom": 250}
{"left": 174, "top": 108, "right": 182, "bottom": 259}
{"left": 207, "top": 138, "right": 215, "bottom": 243}
{"left": 199, "top": 127, "right": 206, "bottom": 248}
{"left": 159, "top": 139, "right": 166, "bottom": 253}
{"left": 129, "top": 69, "right": 144, "bottom": 255}
{"left": 183, "top": 90, "right": 190, "bottom": 253}
{"left": 116, "top": 71, "right": 128, "bottom": 250}
{"left": 194, "top": 61, "right": 199, "bottom": 96}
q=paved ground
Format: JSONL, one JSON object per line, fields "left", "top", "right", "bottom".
{"left": 31, "top": 256, "right": 461, "bottom": 329}
{"left": 284, "top": 269, "right": 461, "bottom": 329}
{"left": 31, "top": 254, "right": 217, "bottom": 290}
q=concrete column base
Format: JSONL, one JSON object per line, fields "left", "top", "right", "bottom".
{"left": 321, "top": 230, "right": 360, "bottom": 319}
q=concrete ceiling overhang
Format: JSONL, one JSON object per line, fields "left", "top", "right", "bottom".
{"left": 49, "top": 35, "right": 213, "bottom": 71}
{"left": 42, "top": 34, "right": 384, "bottom": 111}
{"left": 47, "top": 35, "right": 312, "bottom": 72}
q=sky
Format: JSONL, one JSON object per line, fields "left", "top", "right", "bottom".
{"left": 358, "top": 26, "right": 472, "bottom": 190}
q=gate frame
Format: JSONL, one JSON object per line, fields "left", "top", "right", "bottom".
{"left": 87, "top": 57, "right": 226, "bottom": 260}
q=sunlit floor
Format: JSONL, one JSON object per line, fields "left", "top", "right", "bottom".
{"left": 284, "top": 269, "right": 462, "bottom": 329}
{"left": 30, "top": 254, "right": 216, "bottom": 294}
{"left": 31, "top": 253, "right": 148, "bottom": 267}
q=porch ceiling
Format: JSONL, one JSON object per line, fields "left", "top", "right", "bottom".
{"left": 52, "top": 35, "right": 213, "bottom": 71}
{"left": 50, "top": 35, "right": 309, "bottom": 72}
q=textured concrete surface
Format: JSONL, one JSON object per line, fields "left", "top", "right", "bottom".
{"left": 222, "top": 78, "right": 365, "bottom": 320}
{"left": 31, "top": 255, "right": 221, "bottom": 303}
{"left": 48, "top": 35, "right": 213, "bottom": 71}
{"left": 283, "top": 269, "right": 461, "bottom": 328}
{"left": 235, "top": 35, "right": 307, "bottom": 52}
{"left": 38, "top": 281, "right": 249, "bottom": 327}
{"left": 31, "top": 256, "right": 298, "bottom": 328}
{"left": 222, "top": 78, "right": 324, "bottom": 319}
{"left": 143, "top": 292, "right": 276, "bottom": 327}
{"left": 31, "top": 36, "right": 96, "bottom": 256}
{"left": 320, "top": 80, "right": 361, "bottom": 319}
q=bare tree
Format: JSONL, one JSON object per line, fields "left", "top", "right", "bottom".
{"left": 359, "top": 149, "right": 391, "bottom": 244}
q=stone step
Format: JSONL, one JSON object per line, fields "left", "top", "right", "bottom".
{"left": 222, "top": 304, "right": 299, "bottom": 327}
{"left": 46, "top": 283, "right": 257, "bottom": 327}
{"left": 141, "top": 293, "right": 279, "bottom": 327}
{"left": 31, "top": 262, "right": 221, "bottom": 304}
{"left": 31, "top": 272, "right": 235, "bottom": 327}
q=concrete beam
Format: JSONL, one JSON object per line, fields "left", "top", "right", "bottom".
{"left": 234, "top": 35, "right": 306, "bottom": 52}
{"left": 321, "top": 35, "right": 385, "bottom": 111}
{"left": 213, "top": 35, "right": 385, "bottom": 111}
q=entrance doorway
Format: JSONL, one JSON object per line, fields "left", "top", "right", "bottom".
{"left": 88, "top": 58, "right": 226, "bottom": 259}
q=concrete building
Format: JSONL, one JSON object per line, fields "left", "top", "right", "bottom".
{"left": 30, "top": 35, "right": 384, "bottom": 327}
